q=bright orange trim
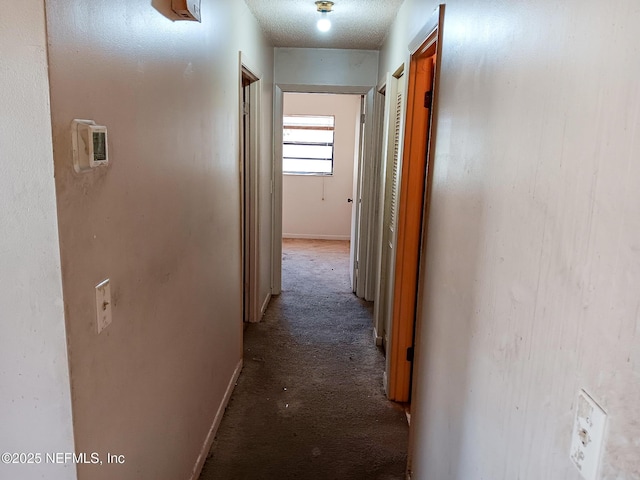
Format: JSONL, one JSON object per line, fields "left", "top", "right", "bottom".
{"left": 388, "top": 49, "right": 436, "bottom": 402}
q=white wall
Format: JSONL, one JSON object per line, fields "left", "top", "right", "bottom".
{"left": 380, "top": 1, "right": 640, "bottom": 479}
{"left": 283, "top": 93, "right": 361, "bottom": 240}
{"left": 44, "top": 1, "right": 273, "bottom": 479}
{"left": 275, "top": 48, "right": 379, "bottom": 90}
{"left": 0, "top": 2, "right": 76, "bottom": 479}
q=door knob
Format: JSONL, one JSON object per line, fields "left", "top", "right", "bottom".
{"left": 347, "top": 198, "right": 353, "bottom": 203}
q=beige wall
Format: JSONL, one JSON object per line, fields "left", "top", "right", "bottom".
{"left": 0, "top": 1, "right": 76, "bottom": 479}
{"left": 283, "top": 93, "right": 361, "bottom": 240}
{"left": 380, "top": 1, "right": 640, "bottom": 479}
{"left": 275, "top": 48, "right": 379, "bottom": 89}
{"left": 44, "top": 1, "right": 273, "bottom": 479}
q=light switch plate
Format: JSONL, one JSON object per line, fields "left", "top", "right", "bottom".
{"left": 95, "top": 279, "right": 112, "bottom": 334}
{"left": 570, "top": 390, "right": 607, "bottom": 480}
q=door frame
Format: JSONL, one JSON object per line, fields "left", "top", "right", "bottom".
{"left": 367, "top": 87, "right": 386, "bottom": 306}
{"left": 272, "top": 84, "right": 376, "bottom": 296}
{"left": 350, "top": 94, "right": 366, "bottom": 292}
{"left": 386, "top": 4, "right": 445, "bottom": 403}
{"left": 355, "top": 89, "right": 384, "bottom": 300}
{"left": 239, "top": 52, "right": 262, "bottom": 323}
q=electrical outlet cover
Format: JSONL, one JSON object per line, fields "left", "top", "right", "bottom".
{"left": 95, "top": 279, "right": 112, "bottom": 334}
{"left": 570, "top": 390, "right": 607, "bottom": 480}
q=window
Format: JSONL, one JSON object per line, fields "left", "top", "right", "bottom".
{"left": 283, "top": 115, "right": 335, "bottom": 175}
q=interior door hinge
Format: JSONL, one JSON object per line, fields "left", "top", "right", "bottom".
{"left": 361, "top": 113, "right": 366, "bottom": 124}
{"left": 406, "top": 346, "right": 414, "bottom": 362}
{"left": 424, "top": 91, "right": 432, "bottom": 109}
{"left": 243, "top": 102, "right": 249, "bottom": 115}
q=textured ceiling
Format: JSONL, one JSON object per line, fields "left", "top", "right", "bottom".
{"left": 243, "top": 0, "right": 405, "bottom": 50}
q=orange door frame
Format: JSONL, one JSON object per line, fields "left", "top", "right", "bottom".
{"left": 387, "top": 35, "right": 439, "bottom": 403}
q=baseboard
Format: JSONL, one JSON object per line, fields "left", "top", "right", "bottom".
{"left": 373, "top": 327, "right": 383, "bottom": 347}
{"left": 260, "top": 293, "right": 271, "bottom": 317}
{"left": 189, "top": 358, "right": 243, "bottom": 480}
{"left": 282, "top": 233, "right": 351, "bottom": 241}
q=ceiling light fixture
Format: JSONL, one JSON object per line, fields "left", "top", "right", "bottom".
{"left": 315, "top": 1, "right": 334, "bottom": 33}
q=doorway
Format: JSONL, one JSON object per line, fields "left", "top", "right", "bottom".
{"left": 240, "top": 63, "right": 261, "bottom": 323}
{"left": 281, "top": 93, "right": 361, "bottom": 256}
{"left": 384, "top": 9, "right": 444, "bottom": 403}
{"left": 273, "top": 88, "right": 375, "bottom": 292}
{"left": 273, "top": 87, "right": 378, "bottom": 298}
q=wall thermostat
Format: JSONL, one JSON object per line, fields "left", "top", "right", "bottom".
{"left": 71, "top": 119, "right": 109, "bottom": 173}
{"left": 172, "top": 0, "right": 201, "bottom": 22}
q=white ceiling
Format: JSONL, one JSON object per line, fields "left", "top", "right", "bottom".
{"left": 243, "top": 0, "right": 405, "bottom": 50}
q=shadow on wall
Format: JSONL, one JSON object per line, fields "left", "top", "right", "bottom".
{"left": 412, "top": 187, "right": 486, "bottom": 478}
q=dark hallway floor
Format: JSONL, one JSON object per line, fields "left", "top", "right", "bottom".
{"left": 199, "top": 239, "right": 408, "bottom": 480}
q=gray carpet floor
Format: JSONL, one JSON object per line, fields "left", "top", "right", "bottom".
{"left": 199, "top": 239, "right": 408, "bottom": 480}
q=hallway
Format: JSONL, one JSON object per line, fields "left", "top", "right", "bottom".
{"left": 199, "top": 239, "right": 408, "bottom": 479}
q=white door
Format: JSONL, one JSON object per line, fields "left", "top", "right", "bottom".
{"left": 349, "top": 96, "right": 365, "bottom": 291}
{"left": 382, "top": 73, "right": 405, "bottom": 349}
